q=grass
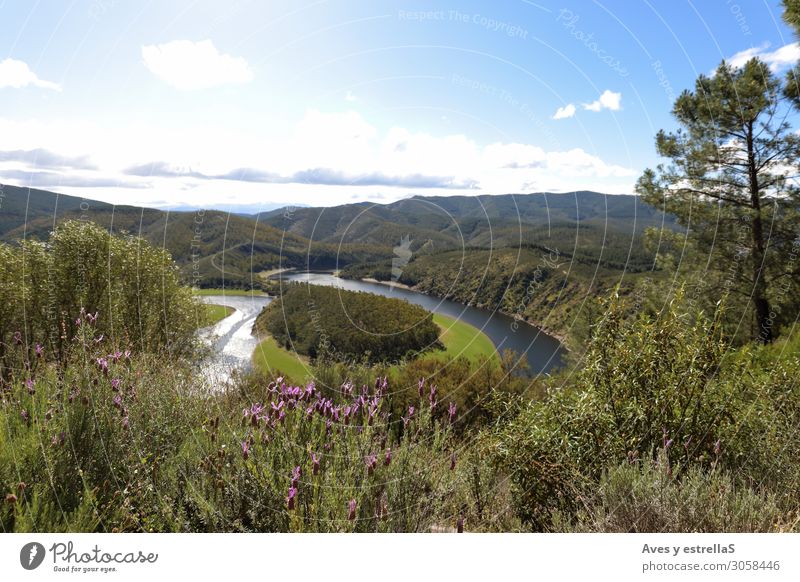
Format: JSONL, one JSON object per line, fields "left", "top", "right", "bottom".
{"left": 196, "top": 304, "right": 234, "bottom": 328}
{"left": 432, "top": 313, "right": 499, "bottom": 363}
{"left": 252, "top": 336, "right": 311, "bottom": 383}
{"left": 250, "top": 312, "right": 497, "bottom": 384}
{"left": 192, "top": 287, "right": 268, "bottom": 297}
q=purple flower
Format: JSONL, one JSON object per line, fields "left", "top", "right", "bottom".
{"left": 96, "top": 357, "right": 109, "bottom": 375}
{"left": 291, "top": 466, "right": 301, "bottom": 489}
{"left": 347, "top": 499, "right": 357, "bottom": 521}
{"left": 367, "top": 404, "right": 377, "bottom": 426}
{"left": 418, "top": 378, "right": 425, "bottom": 398}
{"left": 384, "top": 448, "right": 392, "bottom": 466}
{"left": 122, "top": 416, "right": 129, "bottom": 429}
{"left": 448, "top": 402, "right": 457, "bottom": 423}
{"left": 365, "top": 453, "right": 377, "bottom": 475}
{"left": 20, "top": 409, "right": 29, "bottom": 422}
{"left": 402, "top": 405, "right": 415, "bottom": 427}
{"left": 123, "top": 350, "right": 131, "bottom": 360}
{"left": 112, "top": 395, "right": 122, "bottom": 409}
{"left": 241, "top": 440, "right": 250, "bottom": 460}
{"left": 86, "top": 312, "right": 98, "bottom": 324}
{"left": 429, "top": 385, "right": 437, "bottom": 409}
{"left": 111, "top": 378, "right": 121, "bottom": 392}
{"left": 35, "top": 344, "right": 43, "bottom": 358}
{"left": 287, "top": 486, "right": 297, "bottom": 510}
{"left": 110, "top": 351, "right": 123, "bottom": 363}
{"left": 25, "top": 379, "right": 35, "bottom": 395}
{"left": 311, "top": 452, "right": 320, "bottom": 475}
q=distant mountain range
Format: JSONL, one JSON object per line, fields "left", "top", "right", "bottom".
{"left": 0, "top": 184, "right": 677, "bottom": 297}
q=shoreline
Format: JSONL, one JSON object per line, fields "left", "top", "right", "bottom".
{"left": 349, "top": 275, "right": 569, "bottom": 346}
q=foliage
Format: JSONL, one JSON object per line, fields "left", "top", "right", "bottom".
{"left": 636, "top": 58, "right": 800, "bottom": 343}
{"left": 255, "top": 283, "right": 442, "bottom": 365}
{"left": 491, "top": 291, "right": 800, "bottom": 530}
{"left": 0, "top": 220, "right": 200, "bottom": 374}
{"left": 556, "top": 452, "right": 790, "bottom": 533}
{"left": 0, "top": 315, "right": 514, "bottom": 532}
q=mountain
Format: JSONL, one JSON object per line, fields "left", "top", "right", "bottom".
{"left": 0, "top": 184, "right": 390, "bottom": 288}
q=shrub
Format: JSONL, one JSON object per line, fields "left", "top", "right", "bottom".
{"left": 557, "top": 452, "right": 791, "bottom": 533}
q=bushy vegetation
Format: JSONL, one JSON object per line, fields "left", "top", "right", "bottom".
{"left": 255, "top": 283, "right": 442, "bottom": 364}
{"left": 491, "top": 292, "right": 800, "bottom": 531}
{"left": 0, "top": 220, "right": 200, "bottom": 372}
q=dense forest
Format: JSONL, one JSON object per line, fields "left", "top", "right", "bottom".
{"left": 255, "top": 283, "right": 442, "bottom": 364}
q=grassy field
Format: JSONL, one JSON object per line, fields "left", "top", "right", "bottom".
{"left": 251, "top": 312, "right": 498, "bottom": 383}
{"left": 432, "top": 313, "right": 499, "bottom": 363}
{"left": 252, "top": 336, "right": 311, "bottom": 382}
{"left": 192, "top": 288, "right": 268, "bottom": 297}
{"left": 196, "top": 304, "right": 234, "bottom": 328}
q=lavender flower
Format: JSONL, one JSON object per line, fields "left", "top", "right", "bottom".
{"left": 122, "top": 416, "right": 129, "bottom": 429}
{"left": 429, "top": 385, "right": 437, "bottom": 409}
{"left": 110, "top": 378, "right": 121, "bottom": 392}
{"left": 311, "top": 452, "right": 320, "bottom": 475}
{"left": 418, "top": 378, "right": 425, "bottom": 398}
{"left": 96, "top": 357, "right": 109, "bottom": 375}
{"left": 20, "top": 409, "right": 29, "bottom": 423}
{"left": 291, "top": 466, "right": 301, "bottom": 489}
{"left": 365, "top": 453, "right": 377, "bottom": 475}
{"left": 35, "top": 344, "right": 43, "bottom": 358}
{"left": 112, "top": 395, "right": 122, "bottom": 409}
{"left": 448, "top": 402, "right": 457, "bottom": 423}
{"left": 287, "top": 486, "right": 297, "bottom": 510}
{"left": 384, "top": 448, "right": 392, "bottom": 466}
{"left": 25, "top": 379, "right": 35, "bottom": 395}
{"left": 347, "top": 499, "right": 357, "bottom": 521}
{"left": 241, "top": 440, "right": 250, "bottom": 460}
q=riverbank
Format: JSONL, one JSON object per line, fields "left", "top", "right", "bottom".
{"left": 352, "top": 275, "right": 569, "bottom": 345}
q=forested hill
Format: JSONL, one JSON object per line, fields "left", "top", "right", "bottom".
{"left": 260, "top": 191, "right": 679, "bottom": 251}
{"left": 0, "top": 184, "right": 390, "bottom": 288}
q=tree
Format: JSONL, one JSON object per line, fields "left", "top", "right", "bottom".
{"left": 637, "top": 58, "right": 800, "bottom": 343}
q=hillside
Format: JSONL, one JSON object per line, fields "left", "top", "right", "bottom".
{"left": 0, "top": 184, "right": 390, "bottom": 288}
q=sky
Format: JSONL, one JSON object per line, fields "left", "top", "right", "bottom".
{"left": 0, "top": 0, "right": 798, "bottom": 210}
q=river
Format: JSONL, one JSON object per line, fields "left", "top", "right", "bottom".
{"left": 275, "top": 272, "right": 566, "bottom": 375}
{"left": 199, "top": 294, "right": 271, "bottom": 385}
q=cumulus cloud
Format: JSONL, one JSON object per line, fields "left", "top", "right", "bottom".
{"left": 726, "top": 42, "right": 800, "bottom": 71}
{"left": 553, "top": 103, "right": 576, "bottom": 119}
{"left": 0, "top": 58, "right": 60, "bottom": 91}
{"left": 141, "top": 40, "right": 253, "bottom": 89}
{"left": 583, "top": 89, "right": 622, "bottom": 112}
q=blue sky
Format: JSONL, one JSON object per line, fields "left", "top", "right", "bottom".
{"left": 0, "top": 0, "right": 797, "bottom": 209}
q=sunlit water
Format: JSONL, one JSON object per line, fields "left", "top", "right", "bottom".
{"left": 198, "top": 294, "right": 272, "bottom": 386}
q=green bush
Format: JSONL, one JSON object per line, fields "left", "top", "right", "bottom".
{"left": 0, "top": 220, "right": 200, "bottom": 375}
{"left": 557, "top": 452, "right": 790, "bottom": 533}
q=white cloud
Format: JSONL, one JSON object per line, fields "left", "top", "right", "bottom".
{"left": 583, "top": 89, "right": 622, "bottom": 112}
{"left": 345, "top": 90, "right": 358, "bottom": 102}
{"left": 0, "top": 109, "right": 638, "bottom": 207}
{"left": 553, "top": 103, "right": 576, "bottom": 119}
{"left": 0, "top": 58, "right": 60, "bottom": 91}
{"left": 141, "top": 40, "right": 253, "bottom": 90}
{"left": 726, "top": 42, "right": 800, "bottom": 71}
